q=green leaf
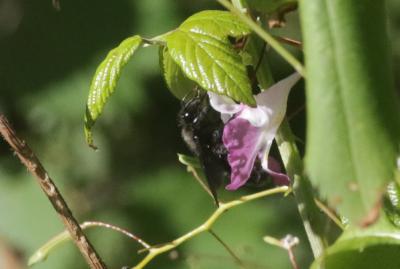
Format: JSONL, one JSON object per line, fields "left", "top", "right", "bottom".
{"left": 159, "top": 46, "right": 196, "bottom": 99}
{"left": 384, "top": 182, "right": 400, "bottom": 228}
{"left": 244, "top": 34, "right": 274, "bottom": 89}
{"left": 300, "top": 0, "right": 400, "bottom": 223}
{"left": 84, "top": 35, "right": 143, "bottom": 148}
{"left": 311, "top": 217, "right": 400, "bottom": 269}
{"left": 179, "top": 10, "right": 251, "bottom": 38}
{"left": 165, "top": 10, "right": 256, "bottom": 106}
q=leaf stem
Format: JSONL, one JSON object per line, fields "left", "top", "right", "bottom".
{"left": 237, "top": 13, "right": 326, "bottom": 255}
{"left": 263, "top": 235, "right": 300, "bottom": 269}
{"left": 144, "top": 30, "right": 176, "bottom": 46}
{"left": 275, "top": 120, "right": 326, "bottom": 257}
{"left": 217, "top": 0, "right": 305, "bottom": 77}
{"left": 273, "top": 35, "right": 302, "bottom": 49}
{"left": 28, "top": 221, "right": 150, "bottom": 267}
{"left": 208, "top": 229, "right": 247, "bottom": 268}
{"left": 131, "top": 186, "right": 289, "bottom": 269}
{"left": 314, "top": 199, "right": 345, "bottom": 230}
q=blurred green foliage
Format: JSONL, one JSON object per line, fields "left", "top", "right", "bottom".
{"left": 1, "top": 0, "right": 399, "bottom": 268}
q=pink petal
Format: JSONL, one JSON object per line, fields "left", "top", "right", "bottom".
{"left": 223, "top": 117, "right": 265, "bottom": 190}
{"left": 267, "top": 157, "right": 290, "bottom": 186}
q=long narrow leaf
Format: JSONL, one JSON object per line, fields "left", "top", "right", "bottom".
{"left": 300, "top": 0, "right": 400, "bottom": 223}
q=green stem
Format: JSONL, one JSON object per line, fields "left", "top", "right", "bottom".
{"left": 28, "top": 230, "right": 71, "bottom": 267}
{"left": 132, "top": 186, "right": 289, "bottom": 269}
{"left": 28, "top": 221, "right": 150, "bottom": 267}
{"left": 275, "top": 120, "right": 326, "bottom": 257}
{"left": 314, "top": 199, "right": 345, "bottom": 230}
{"left": 209, "top": 229, "right": 247, "bottom": 269}
{"left": 217, "top": 0, "right": 306, "bottom": 77}
{"left": 231, "top": 0, "right": 326, "bottom": 255}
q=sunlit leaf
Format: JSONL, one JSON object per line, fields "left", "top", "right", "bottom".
{"left": 384, "top": 182, "right": 400, "bottom": 228}
{"left": 84, "top": 35, "right": 143, "bottom": 148}
{"left": 179, "top": 10, "right": 251, "bottom": 38}
{"left": 300, "top": 0, "right": 400, "bottom": 223}
{"left": 165, "top": 10, "right": 255, "bottom": 106}
{"left": 159, "top": 46, "right": 196, "bottom": 99}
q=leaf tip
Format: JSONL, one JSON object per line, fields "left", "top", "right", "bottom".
{"left": 84, "top": 107, "right": 98, "bottom": 150}
{"left": 84, "top": 128, "right": 98, "bottom": 150}
{"left": 27, "top": 251, "right": 47, "bottom": 267}
{"left": 242, "top": 94, "right": 257, "bottom": 107}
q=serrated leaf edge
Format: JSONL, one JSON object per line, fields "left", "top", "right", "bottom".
{"left": 84, "top": 35, "right": 143, "bottom": 148}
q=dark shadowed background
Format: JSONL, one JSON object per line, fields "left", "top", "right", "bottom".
{"left": 1, "top": 1, "right": 400, "bottom": 268}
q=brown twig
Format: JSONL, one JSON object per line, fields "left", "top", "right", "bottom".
{"left": 287, "top": 246, "right": 299, "bottom": 269}
{"left": 273, "top": 36, "right": 303, "bottom": 49}
{"left": 268, "top": 3, "right": 298, "bottom": 29}
{"left": 0, "top": 115, "right": 107, "bottom": 269}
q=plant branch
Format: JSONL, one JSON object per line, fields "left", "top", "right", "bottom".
{"left": 217, "top": 0, "right": 305, "bottom": 77}
{"left": 263, "top": 235, "right": 300, "bottom": 269}
{"left": 0, "top": 115, "right": 107, "bottom": 269}
{"left": 236, "top": 4, "right": 326, "bottom": 255}
{"left": 273, "top": 35, "right": 302, "bottom": 49}
{"left": 208, "top": 229, "right": 246, "bottom": 269}
{"left": 131, "top": 186, "right": 289, "bottom": 269}
{"left": 275, "top": 120, "right": 326, "bottom": 257}
{"left": 314, "top": 199, "right": 345, "bottom": 230}
{"left": 29, "top": 221, "right": 150, "bottom": 267}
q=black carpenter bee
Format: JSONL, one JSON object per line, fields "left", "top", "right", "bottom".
{"left": 178, "top": 89, "right": 229, "bottom": 205}
{"left": 178, "top": 89, "right": 272, "bottom": 205}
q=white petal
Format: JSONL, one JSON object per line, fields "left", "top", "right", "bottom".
{"left": 208, "top": 92, "right": 241, "bottom": 123}
{"left": 255, "top": 72, "right": 301, "bottom": 128}
{"left": 237, "top": 72, "right": 301, "bottom": 128}
{"left": 256, "top": 72, "right": 301, "bottom": 113}
{"left": 260, "top": 136, "right": 275, "bottom": 171}
{"left": 237, "top": 106, "right": 268, "bottom": 127}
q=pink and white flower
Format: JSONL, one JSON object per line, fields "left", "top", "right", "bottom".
{"left": 208, "top": 73, "right": 301, "bottom": 190}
